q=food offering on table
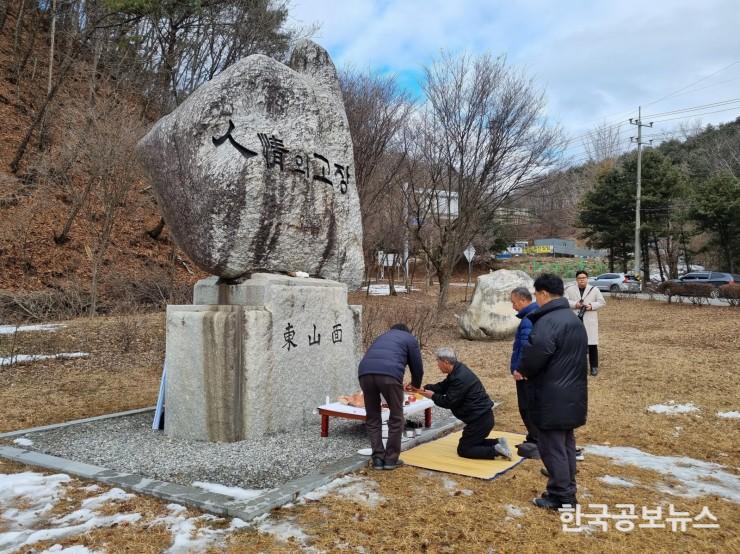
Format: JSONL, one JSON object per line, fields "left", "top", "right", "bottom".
{"left": 338, "top": 392, "right": 364, "bottom": 408}
{"left": 404, "top": 394, "right": 418, "bottom": 406}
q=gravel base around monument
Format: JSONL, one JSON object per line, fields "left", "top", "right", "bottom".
{"left": 3, "top": 409, "right": 455, "bottom": 490}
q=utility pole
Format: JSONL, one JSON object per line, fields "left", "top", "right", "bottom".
{"left": 402, "top": 182, "right": 410, "bottom": 291}
{"left": 630, "top": 106, "right": 653, "bottom": 290}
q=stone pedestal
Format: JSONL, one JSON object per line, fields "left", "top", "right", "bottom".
{"left": 165, "top": 273, "right": 362, "bottom": 442}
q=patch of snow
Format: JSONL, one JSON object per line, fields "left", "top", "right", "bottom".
{"left": 79, "top": 488, "right": 134, "bottom": 511}
{"left": 0, "top": 471, "right": 71, "bottom": 529}
{"left": 257, "top": 518, "right": 310, "bottom": 543}
{"left": 13, "top": 437, "right": 33, "bottom": 447}
{"left": 301, "top": 475, "right": 384, "bottom": 508}
{"left": 441, "top": 477, "right": 457, "bottom": 491}
{"left": 504, "top": 504, "right": 525, "bottom": 518}
{"left": 0, "top": 471, "right": 143, "bottom": 553}
{"left": 1, "top": 513, "right": 142, "bottom": 551}
{"left": 191, "top": 481, "right": 265, "bottom": 501}
{"left": 231, "top": 518, "right": 249, "bottom": 529}
{"left": 0, "top": 324, "right": 64, "bottom": 335}
{"left": 647, "top": 401, "right": 699, "bottom": 415}
{"left": 585, "top": 445, "right": 740, "bottom": 503}
{"left": 0, "top": 352, "right": 89, "bottom": 367}
{"left": 365, "top": 284, "right": 417, "bottom": 296}
{"left": 41, "top": 545, "right": 100, "bottom": 553}
{"left": 440, "top": 477, "right": 472, "bottom": 496}
{"left": 81, "top": 484, "right": 100, "bottom": 493}
{"left": 52, "top": 508, "right": 96, "bottom": 525}
{"left": 165, "top": 503, "right": 187, "bottom": 514}
{"left": 599, "top": 475, "right": 636, "bottom": 488}
{"left": 150, "top": 503, "right": 245, "bottom": 554}
{"left": 717, "top": 411, "right": 740, "bottom": 419}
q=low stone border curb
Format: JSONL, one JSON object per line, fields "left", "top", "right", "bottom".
{"left": 0, "top": 407, "right": 156, "bottom": 439}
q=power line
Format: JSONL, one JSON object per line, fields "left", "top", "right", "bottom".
{"left": 642, "top": 59, "right": 740, "bottom": 107}
{"left": 644, "top": 96, "right": 740, "bottom": 118}
{"left": 650, "top": 105, "right": 740, "bottom": 124}
{"left": 563, "top": 63, "right": 740, "bottom": 153}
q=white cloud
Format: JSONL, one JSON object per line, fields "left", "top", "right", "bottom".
{"left": 289, "top": 0, "right": 740, "bottom": 151}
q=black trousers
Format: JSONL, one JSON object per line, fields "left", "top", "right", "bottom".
{"left": 515, "top": 379, "right": 538, "bottom": 444}
{"left": 457, "top": 410, "right": 500, "bottom": 459}
{"left": 538, "top": 428, "right": 577, "bottom": 500}
{"left": 588, "top": 345, "right": 599, "bottom": 369}
{"left": 359, "top": 374, "right": 404, "bottom": 464}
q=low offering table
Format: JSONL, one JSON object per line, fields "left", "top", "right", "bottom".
{"left": 317, "top": 398, "right": 435, "bottom": 437}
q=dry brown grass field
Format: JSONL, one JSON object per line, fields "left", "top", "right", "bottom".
{"left": 1, "top": 286, "right": 738, "bottom": 553}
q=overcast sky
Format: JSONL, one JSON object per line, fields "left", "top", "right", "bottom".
{"left": 289, "top": 0, "right": 740, "bottom": 163}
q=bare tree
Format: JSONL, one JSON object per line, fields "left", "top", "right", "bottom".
{"left": 0, "top": 0, "right": 7, "bottom": 32}
{"left": 582, "top": 121, "right": 624, "bottom": 164}
{"left": 85, "top": 101, "right": 144, "bottom": 316}
{"left": 403, "top": 52, "right": 562, "bottom": 310}
{"left": 339, "top": 68, "right": 412, "bottom": 280}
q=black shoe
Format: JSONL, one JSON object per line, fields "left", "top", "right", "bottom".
{"left": 517, "top": 442, "right": 540, "bottom": 459}
{"left": 383, "top": 459, "right": 405, "bottom": 471}
{"left": 541, "top": 466, "right": 578, "bottom": 476}
{"left": 590, "top": 366, "right": 599, "bottom": 376}
{"left": 533, "top": 496, "right": 577, "bottom": 510}
{"left": 371, "top": 456, "right": 384, "bottom": 470}
{"left": 533, "top": 496, "right": 562, "bottom": 510}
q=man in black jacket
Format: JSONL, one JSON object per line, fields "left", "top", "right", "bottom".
{"left": 416, "top": 347, "right": 512, "bottom": 460}
{"left": 358, "top": 323, "right": 424, "bottom": 470}
{"left": 520, "top": 274, "right": 588, "bottom": 510}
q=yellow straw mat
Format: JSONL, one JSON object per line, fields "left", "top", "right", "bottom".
{"left": 400, "top": 430, "right": 526, "bottom": 479}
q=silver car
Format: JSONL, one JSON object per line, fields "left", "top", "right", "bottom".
{"left": 589, "top": 273, "right": 641, "bottom": 293}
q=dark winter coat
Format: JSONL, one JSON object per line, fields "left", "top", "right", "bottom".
{"left": 510, "top": 301, "right": 539, "bottom": 372}
{"left": 358, "top": 329, "right": 424, "bottom": 387}
{"left": 424, "top": 362, "right": 494, "bottom": 424}
{"left": 519, "top": 297, "right": 588, "bottom": 430}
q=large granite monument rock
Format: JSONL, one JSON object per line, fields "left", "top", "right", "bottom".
{"left": 458, "top": 269, "right": 534, "bottom": 340}
{"left": 136, "top": 40, "right": 364, "bottom": 288}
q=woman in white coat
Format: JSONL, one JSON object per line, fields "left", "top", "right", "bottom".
{"left": 564, "top": 270, "right": 606, "bottom": 376}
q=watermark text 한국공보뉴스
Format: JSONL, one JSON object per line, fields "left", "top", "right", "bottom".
{"left": 559, "top": 504, "right": 719, "bottom": 533}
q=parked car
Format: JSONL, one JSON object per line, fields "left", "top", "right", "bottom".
{"left": 664, "top": 272, "right": 740, "bottom": 298}
{"left": 589, "top": 273, "right": 641, "bottom": 293}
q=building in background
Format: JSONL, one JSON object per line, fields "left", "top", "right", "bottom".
{"left": 533, "top": 238, "right": 605, "bottom": 258}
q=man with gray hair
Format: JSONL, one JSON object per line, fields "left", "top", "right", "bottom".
{"left": 510, "top": 286, "right": 539, "bottom": 457}
{"left": 415, "top": 348, "right": 511, "bottom": 460}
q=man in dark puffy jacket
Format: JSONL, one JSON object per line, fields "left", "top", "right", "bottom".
{"left": 417, "top": 347, "right": 512, "bottom": 460}
{"left": 358, "top": 323, "right": 424, "bottom": 470}
{"left": 520, "top": 273, "right": 588, "bottom": 510}
{"left": 510, "top": 287, "right": 539, "bottom": 456}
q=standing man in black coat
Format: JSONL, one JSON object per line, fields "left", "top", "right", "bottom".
{"left": 416, "top": 347, "right": 512, "bottom": 460}
{"left": 358, "top": 323, "right": 424, "bottom": 470}
{"left": 519, "top": 274, "right": 588, "bottom": 510}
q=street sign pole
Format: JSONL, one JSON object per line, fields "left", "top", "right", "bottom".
{"left": 463, "top": 245, "right": 476, "bottom": 302}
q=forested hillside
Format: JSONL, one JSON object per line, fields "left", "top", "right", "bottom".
{"left": 0, "top": 0, "right": 301, "bottom": 320}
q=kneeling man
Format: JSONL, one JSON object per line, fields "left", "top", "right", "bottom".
{"left": 415, "top": 348, "right": 511, "bottom": 460}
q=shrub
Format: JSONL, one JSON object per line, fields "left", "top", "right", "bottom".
{"left": 719, "top": 283, "right": 740, "bottom": 307}
{"left": 657, "top": 282, "right": 714, "bottom": 305}
{"left": 361, "top": 303, "right": 435, "bottom": 351}
{"left": 104, "top": 268, "right": 191, "bottom": 312}
{"left": 0, "top": 285, "right": 90, "bottom": 323}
